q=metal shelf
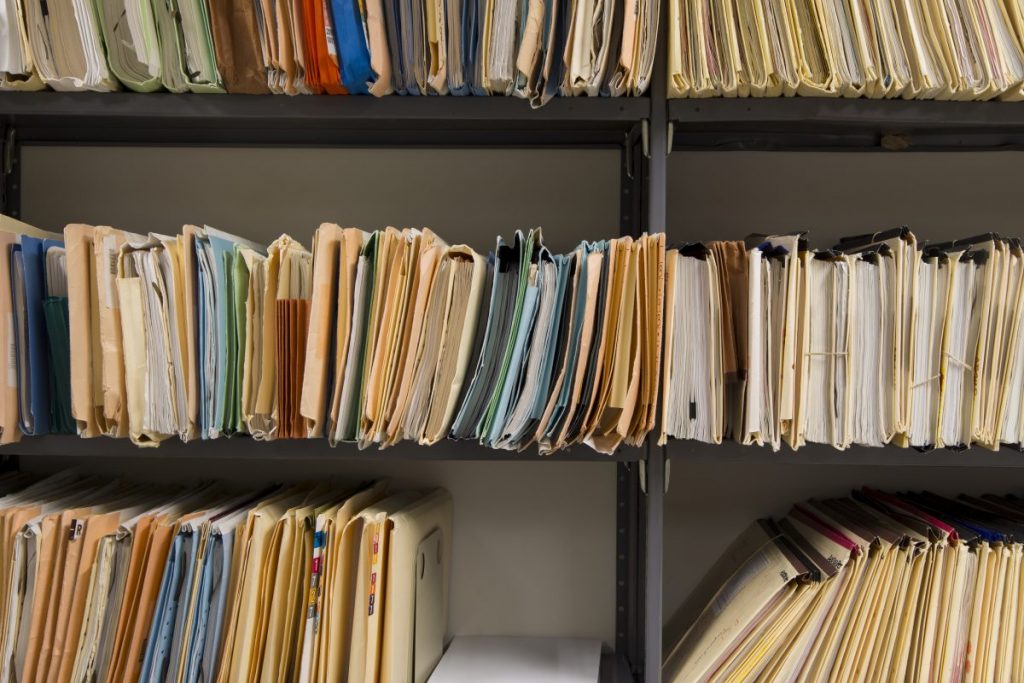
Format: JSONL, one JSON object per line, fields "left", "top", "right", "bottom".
{"left": 669, "top": 97, "right": 1024, "bottom": 150}
{"left": 601, "top": 651, "right": 635, "bottom": 682}
{"left": 669, "top": 440, "right": 1024, "bottom": 467}
{"left": 0, "top": 92, "right": 649, "bottom": 147}
{"left": 5, "top": 434, "right": 644, "bottom": 462}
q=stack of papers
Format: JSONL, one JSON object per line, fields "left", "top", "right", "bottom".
{"left": 664, "top": 487, "right": 1024, "bottom": 682}
{"left": 42, "top": 221, "right": 667, "bottom": 454}
{"left": 0, "top": 0, "right": 658, "bottom": 99}
{"left": 660, "top": 228, "right": 1024, "bottom": 453}
{"left": 668, "top": 0, "right": 1024, "bottom": 99}
{"left": 0, "top": 471, "right": 451, "bottom": 683}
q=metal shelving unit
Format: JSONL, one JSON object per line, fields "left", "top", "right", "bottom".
{"left": 0, "top": 89, "right": 663, "bottom": 683}
{"left": 11, "top": 71, "right": 1023, "bottom": 683}
{"left": 668, "top": 97, "right": 1024, "bottom": 150}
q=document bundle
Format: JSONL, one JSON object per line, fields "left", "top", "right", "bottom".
{"left": 0, "top": 470, "right": 452, "bottom": 683}
{"left": 660, "top": 228, "right": 1024, "bottom": 453}
{"left": 0, "top": 0, "right": 659, "bottom": 101}
{"left": 0, "top": 218, "right": 662, "bottom": 455}
{"left": 668, "top": 0, "right": 1024, "bottom": 99}
{"left": 663, "top": 487, "right": 1024, "bottom": 683}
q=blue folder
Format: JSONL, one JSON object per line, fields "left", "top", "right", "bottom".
{"left": 10, "top": 236, "right": 63, "bottom": 436}
{"left": 331, "top": 0, "right": 374, "bottom": 94}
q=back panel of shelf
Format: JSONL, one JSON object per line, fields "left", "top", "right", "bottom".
{"left": 20, "top": 141, "right": 627, "bottom": 652}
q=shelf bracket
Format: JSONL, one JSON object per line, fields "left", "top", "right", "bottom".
{"left": 639, "top": 453, "right": 670, "bottom": 495}
{"left": 1, "top": 126, "right": 20, "bottom": 219}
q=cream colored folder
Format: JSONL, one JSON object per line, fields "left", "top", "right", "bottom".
{"left": 20, "top": 0, "right": 120, "bottom": 91}
{"left": 379, "top": 489, "right": 452, "bottom": 683}
{"left": 996, "top": 242, "right": 1024, "bottom": 446}
{"left": 301, "top": 481, "right": 388, "bottom": 683}
{"left": 970, "top": 237, "right": 1010, "bottom": 449}
{"left": 117, "top": 233, "right": 191, "bottom": 446}
{"left": 660, "top": 244, "right": 724, "bottom": 445}
{"left": 240, "top": 246, "right": 268, "bottom": 441}
{"left": 255, "top": 487, "right": 339, "bottom": 683}
{"left": 345, "top": 491, "right": 423, "bottom": 683}
{"left": 0, "top": 0, "right": 45, "bottom": 90}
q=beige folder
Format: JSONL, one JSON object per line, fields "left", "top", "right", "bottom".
{"left": 418, "top": 247, "right": 488, "bottom": 446}
{"left": 587, "top": 238, "right": 646, "bottom": 453}
{"left": 379, "top": 235, "right": 447, "bottom": 447}
{"left": 360, "top": 230, "right": 444, "bottom": 448}
{"left": 323, "top": 230, "right": 369, "bottom": 443}
{"left": 629, "top": 234, "right": 665, "bottom": 445}
{"left": 215, "top": 486, "right": 310, "bottom": 683}
{"left": 300, "top": 225, "right": 367, "bottom": 438}
{"left": 344, "top": 491, "right": 424, "bottom": 683}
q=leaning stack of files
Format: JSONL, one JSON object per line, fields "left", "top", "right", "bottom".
{"left": 668, "top": 0, "right": 1024, "bottom": 99}
{"left": 663, "top": 487, "right": 1024, "bottom": 683}
{"left": 0, "top": 470, "right": 452, "bottom": 683}
{"left": 52, "top": 220, "right": 663, "bottom": 454}
{"left": 0, "top": 0, "right": 659, "bottom": 101}
{"left": 661, "top": 228, "right": 1024, "bottom": 453}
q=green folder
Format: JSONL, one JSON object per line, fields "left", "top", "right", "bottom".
{"left": 42, "top": 297, "right": 74, "bottom": 434}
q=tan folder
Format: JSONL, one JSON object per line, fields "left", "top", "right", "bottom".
{"left": 65, "top": 225, "right": 102, "bottom": 438}
{"left": 209, "top": 0, "right": 273, "bottom": 93}
{"left": 628, "top": 233, "right": 665, "bottom": 446}
{"left": 93, "top": 226, "right": 143, "bottom": 440}
{"left": 586, "top": 238, "right": 643, "bottom": 453}
{"left": 380, "top": 235, "right": 447, "bottom": 447}
{"left": 249, "top": 235, "right": 312, "bottom": 440}
{"left": 300, "top": 224, "right": 366, "bottom": 438}
{"left": 419, "top": 247, "right": 488, "bottom": 446}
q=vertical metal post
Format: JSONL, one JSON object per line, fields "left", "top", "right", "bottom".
{"left": 640, "top": 4, "right": 670, "bottom": 679}
{"left": 1, "top": 126, "right": 21, "bottom": 219}
{"left": 618, "top": 126, "right": 647, "bottom": 682}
